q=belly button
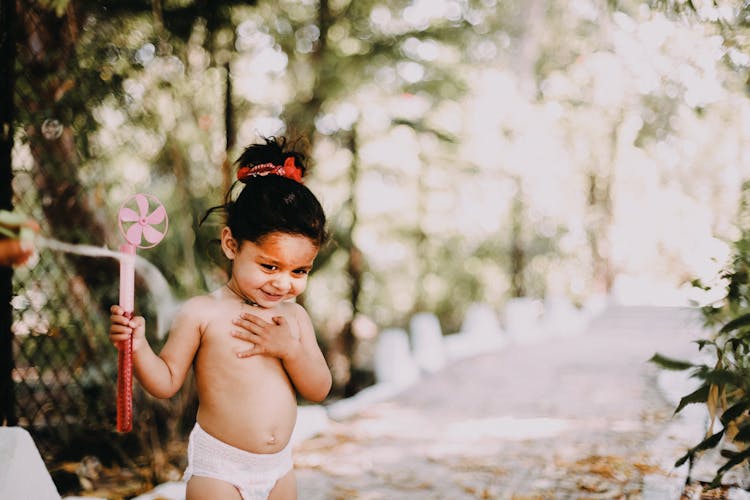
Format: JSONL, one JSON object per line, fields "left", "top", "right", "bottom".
{"left": 267, "top": 435, "right": 276, "bottom": 445}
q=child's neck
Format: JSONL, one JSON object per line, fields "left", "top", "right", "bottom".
{"left": 223, "top": 284, "right": 261, "bottom": 308}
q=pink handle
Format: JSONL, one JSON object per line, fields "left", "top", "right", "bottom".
{"left": 117, "top": 244, "right": 136, "bottom": 433}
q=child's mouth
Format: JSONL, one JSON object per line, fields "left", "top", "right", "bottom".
{"left": 260, "top": 290, "right": 285, "bottom": 301}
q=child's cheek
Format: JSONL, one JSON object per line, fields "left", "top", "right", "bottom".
{"left": 290, "top": 282, "right": 305, "bottom": 297}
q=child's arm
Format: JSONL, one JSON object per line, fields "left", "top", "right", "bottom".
{"left": 232, "top": 304, "right": 332, "bottom": 402}
{"left": 109, "top": 298, "right": 203, "bottom": 399}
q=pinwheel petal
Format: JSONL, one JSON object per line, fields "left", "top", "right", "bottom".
{"left": 126, "top": 224, "right": 144, "bottom": 245}
{"left": 142, "top": 225, "right": 164, "bottom": 244}
{"left": 119, "top": 207, "right": 139, "bottom": 222}
{"left": 135, "top": 194, "right": 149, "bottom": 218}
{"left": 146, "top": 205, "right": 166, "bottom": 225}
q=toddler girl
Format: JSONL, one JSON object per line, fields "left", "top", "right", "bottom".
{"left": 109, "top": 137, "right": 331, "bottom": 500}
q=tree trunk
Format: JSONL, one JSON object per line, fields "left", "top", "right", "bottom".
{"left": 17, "top": 2, "right": 116, "bottom": 292}
{"left": 332, "top": 128, "right": 363, "bottom": 396}
{"left": 282, "top": 0, "right": 331, "bottom": 141}
{"left": 513, "top": 0, "right": 545, "bottom": 99}
{"left": 509, "top": 178, "right": 526, "bottom": 298}
{"left": 586, "top": 117, "right": 621, "bottom": 295}
{"left": 586, "top": 172, "right": 614, "bottom": 294}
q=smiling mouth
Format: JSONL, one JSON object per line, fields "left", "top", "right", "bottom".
{"left": 261, "top": 290, "right": 285, "bottom": 301}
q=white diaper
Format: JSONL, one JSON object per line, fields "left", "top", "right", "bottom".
{"left": 183, "top": 422, "right": 293, "bottom": 500}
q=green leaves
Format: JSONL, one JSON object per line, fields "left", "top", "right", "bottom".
{"left": 650, "top": 184, "right": 750, "bottom": 488}
{"left": 733, "top": 422, "right": 750, "bottom": 443}
{"left": 675, "top": 429, "right": 725, "bottom": 468}
{"left": 674, "top": 384, "right": 710, "bottom": 415}
{"left": 720, "top": 401, "right": 750, "bottom": 427}
{"left": 651, "top": 184, "right": 750, "bottom": 486}
{"left": 694, "top": 338, "right": 716, "bottom": 351}
{"left": 648, "top": 353, "right": 694, "bottom": 371}
{"left": 719, "top": 312, "right": 750, "bottom": 334}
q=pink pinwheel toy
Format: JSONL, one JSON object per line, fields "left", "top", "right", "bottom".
{"left": 116, "top": 193, "right": 168, "bottom": 433}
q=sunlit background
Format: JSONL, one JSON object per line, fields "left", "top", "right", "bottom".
{"left": 6, "top": 0, "right": 750, "bottom": 496}
{"left": 17, "top": 2, "right": 749, "bottom": 340}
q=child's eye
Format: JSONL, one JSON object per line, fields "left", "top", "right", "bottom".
{"left": 261, "top": 264, "right": 277, "bottom": 271}
{"left": 293, "top": 269, "right": 310, "bottom": 276}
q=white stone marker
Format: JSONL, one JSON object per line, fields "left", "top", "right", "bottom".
{"left": 410, "top": 312, "right": 446, "bottom": 374}
{"left": 503, "top": 297, "right": 543, "bottom": 342}
{"left": 373, "top": 328, "right": 420, "bottom": 386}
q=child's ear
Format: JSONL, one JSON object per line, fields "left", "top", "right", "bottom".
{"left": 220, "top": 227, "right": 238, "bottom": 260}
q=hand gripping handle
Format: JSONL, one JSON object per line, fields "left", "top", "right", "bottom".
{"left": 117, "top": 244, "right": 136, "bottom": 433}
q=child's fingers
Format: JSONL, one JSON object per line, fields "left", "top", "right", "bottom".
{"left": 232, "top": 316, "right": 267, "bottom": 334}
{"left": 110, "top": 306, "right": 143, "bottom": 326}
{"left": 110, "top": 314, "right": 132, "bottom": 327}
{"left": 129, "top": 316, "right": 145, "bottom": 329}
{"left": 231, "top": 330, "right": 261, "bottom": 344}
{"left": 110, "top": 333, "right": 131, "bottom": 343}
{"left": 109, "top": 324, "right": 132, "bottom": 343}
{"left": 238, "top": 313, "right": 271, "bottom": 327}
{"left": 109, "top": 305, "right": 136, "bottom": 316}
{"left": 110, "top": 306, "right": 130, "bottom": 322}
{"left": 235, "top": 344, "right": 260, "bottom": 358}
{"left": 110, "top": 323, "right": 133, "bottom": 334}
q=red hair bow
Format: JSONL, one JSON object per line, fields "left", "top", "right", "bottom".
{"left": 237, "top": 157, "right": 303, "bottom": 183}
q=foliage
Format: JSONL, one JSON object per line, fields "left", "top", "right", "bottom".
{"left": 646, "top": 0, "right": 750, "bottom": 86}
{"left": 644, "top": 0, "right": 750, "bottom": 484}
{"left": 651, "top": 182, "right": 750, "bottom": 487}
{"left": 12, "top": 0, "right": 750, "bottom": 491}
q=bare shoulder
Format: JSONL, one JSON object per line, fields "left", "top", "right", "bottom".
{"left": 280, "top": 301, "right": 314, "bottom": 335}
{"left": 175, "top": 294, "right": 218, "bottom": 318}
{"left": 170, "top": 294, "right": 221, "bottom": 333}
{"left": 281, "top": 301, "right": 310, "bottom": 321}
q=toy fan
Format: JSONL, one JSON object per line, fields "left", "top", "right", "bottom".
{"left": 116, "top": 194, "right": 168, "bottom": 432}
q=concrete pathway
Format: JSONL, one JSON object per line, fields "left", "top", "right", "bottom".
{"left": 294, "top": 306, "right": 706, "bottom": 499}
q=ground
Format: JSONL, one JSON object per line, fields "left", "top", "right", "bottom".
{"left": 294, "top": 306, "right": 704, "bottom": 499}
{"left": 62, "top": 306, "right": 719, "bottom": 499}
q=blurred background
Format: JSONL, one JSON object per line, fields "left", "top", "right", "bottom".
{"left": 3, "top": 0, "right": 750, "bottom": 496}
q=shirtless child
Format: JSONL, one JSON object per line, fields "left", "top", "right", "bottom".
{"left": 109, "top": 137, "right": 331, "bottom": 500}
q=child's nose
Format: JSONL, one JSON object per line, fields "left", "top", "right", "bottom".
{"left": 271, "top": 274, "right": 291, "bottom": 290}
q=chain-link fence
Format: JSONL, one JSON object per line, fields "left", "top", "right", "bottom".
{"left": 4, "top": 1, "right": 199, "bottom": 495}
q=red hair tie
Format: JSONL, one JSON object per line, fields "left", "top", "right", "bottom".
{"left": 237, "top": 157, "right": 303, "bottom": 183}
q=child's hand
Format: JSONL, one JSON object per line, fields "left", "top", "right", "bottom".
{"left": 109, "top": 305, "right": 147, "bottom": 352}
{"left": 231, "top": 313, "right": 301, "bottom": 360}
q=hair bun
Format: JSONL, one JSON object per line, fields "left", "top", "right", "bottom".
{"left": 235, "top": 137, "right": 306, "bottom": 183}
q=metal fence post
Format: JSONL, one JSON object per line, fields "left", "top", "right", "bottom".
{"left": 0, "top": 0, "right": 18, "bottom": 426}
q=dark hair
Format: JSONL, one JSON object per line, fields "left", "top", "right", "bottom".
{"left": 203, "top": 137, "right": 328, "bottom": 248}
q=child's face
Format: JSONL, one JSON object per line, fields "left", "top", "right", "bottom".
{"left": 222, "top": 229, "right": 319, "bottom": 308}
